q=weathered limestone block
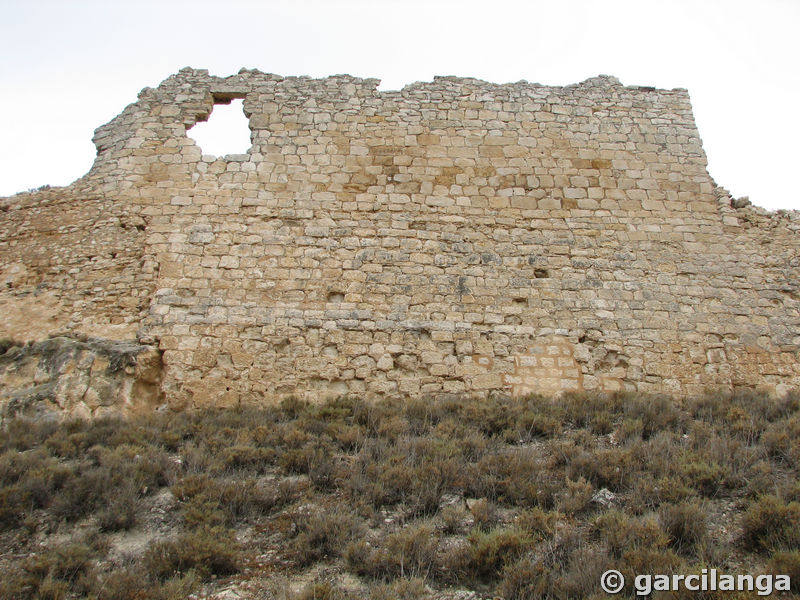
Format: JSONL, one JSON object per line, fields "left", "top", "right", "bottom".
{"left": 0, "top": 337, "right": 163, "bottom": 421}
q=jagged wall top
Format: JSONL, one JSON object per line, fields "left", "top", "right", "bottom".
{"left": 89, "top": 68, "right": 705, "bottom": 182}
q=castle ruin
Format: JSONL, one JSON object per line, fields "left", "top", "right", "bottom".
{"left": 2, "top": 68, "right": 799, "bottom": 418}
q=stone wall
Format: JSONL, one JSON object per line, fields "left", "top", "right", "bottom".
{"left": 2, "top": 68, "right": 800, "bottom": 412}
{"left": 0, "top": 185, "right": 151, "bottom": 342}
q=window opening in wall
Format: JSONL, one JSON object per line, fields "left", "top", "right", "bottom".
{"left": 188, "top": 98, "right": 251, "bottom": 158}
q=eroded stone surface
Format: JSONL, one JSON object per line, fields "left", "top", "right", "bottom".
{"left": 2, "top": 68, "right": 799, "bottom": 409}
{"left": 0, "top": 337, "right": 162, "bottom": 421}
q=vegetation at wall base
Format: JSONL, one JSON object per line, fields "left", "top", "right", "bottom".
{"left": 0, "top": 389, "right": 799, "bottom": 599}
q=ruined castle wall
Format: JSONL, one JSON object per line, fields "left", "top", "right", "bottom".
{"left": 3, "top": 68, "right": 800, "bottom": 411}
{"left": 0, "top": 184, "right": 152, "bottom": 342}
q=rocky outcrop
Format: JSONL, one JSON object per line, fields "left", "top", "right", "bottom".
{"left": 0, "top": 336, "right": 162, "bottom": 421}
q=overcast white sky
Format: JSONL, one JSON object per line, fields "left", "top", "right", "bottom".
{"left": 1, "top": 0, "right": 798, "bottom": 211}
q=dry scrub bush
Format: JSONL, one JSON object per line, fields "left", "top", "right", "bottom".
{"left": 288, "top": 504, "right": 365, "bottom": 566}
{"left": 767, "top": 551, "right": 800, "bottom": 593}
{"left": 367, "top": 577, "right": 429, "bottom": 600}
{"left": 465, "top": 447, "right": 559, "bottom": 508}
{"left": 763, "top": 414, "right": 800, "bottom": 468}
{"left": 567, "top": 447, "right": 635, "bottom": 492}
{"left": 97, "top": 483, "right": 140, "bottom": 531}
{"left": 292, "top": 579, "right": 358, "bottom": 600}
{"left": 658, "top": 500, "right": 708, "bottom": 555}
{"left": 469, "top": 498, "right": 498, "bottom": 531}
{"left": 515, "top": 507, "right": 562, "bottom": 538}
{"left": 172, "top": 473, "right": 278, "bottom": 527}
{"left": 594, "top": 510, "right": 668, "bottom": 559}
{"left": 740, "top": 495, "right": 800, "bottom": 553}
{"left": 143, "top": 526, "right": 240, "bottom": 581}
{"left": 467, "top": 526, "right": 533, "bottom": 580}
{"left": 622, "top": 394, "right": 685, "bottom": 439}
{"left": 346, "top": 522, "right": 440, "bottom": 581}
{"left": 92, "top": 568, "right": 198, "bottom": 600}
{"left": 2, "top": 390, "right": 800, "bottom": 598}
{"left": 497, "top": 556, "right": 555, "bottom": 600}
{"left": 557, "top": 477, "right": 593, "bottom": 515}
{"left": 441, "top": 503, "right": 469, "bottom": 534}
{"left": 0, "top": 542, "right": 99, "bottom": 600}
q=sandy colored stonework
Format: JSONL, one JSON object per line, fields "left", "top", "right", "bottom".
{"left": 2, "top": 69, "right": 799, "bottom": 415}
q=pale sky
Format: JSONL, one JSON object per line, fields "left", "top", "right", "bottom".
{"left": 1, "top": 0, "right": 798, "bottom": 211}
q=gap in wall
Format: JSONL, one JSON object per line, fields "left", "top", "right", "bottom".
{"left": 188, "top": 98, "right": 251, "bottom": 158}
